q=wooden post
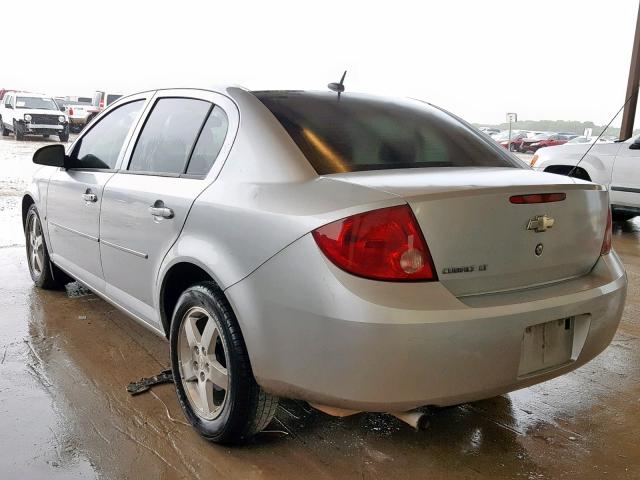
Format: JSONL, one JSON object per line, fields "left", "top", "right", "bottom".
{"left": 620, "top": 1, "right": 640, "bottom": 140}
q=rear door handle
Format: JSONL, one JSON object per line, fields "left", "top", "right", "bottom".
{"left": 82, "top": 189, "right": 97, "bottom": 203}
{"left": 149, "top": 200, "right": 174, "bottom": 219}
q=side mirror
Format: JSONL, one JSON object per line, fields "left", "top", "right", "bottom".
{"left": 5, "top": 104, "right": 12, "bottom": 109}
{"left": 59, "top": 105, "right": 65, "bottom": 111}
{"left": 33, "top": 144, "right": 67, "bottom": 167}
{"left": 629, "top": 139, "right": 640, "bottom": 150}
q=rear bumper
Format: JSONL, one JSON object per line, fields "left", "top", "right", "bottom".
{"left": 227, "top": 235, "right": 627, "bottom": 411}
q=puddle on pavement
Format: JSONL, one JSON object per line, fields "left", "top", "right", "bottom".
{"left": 65, "top": 282, "right": 93, "bottom": 298}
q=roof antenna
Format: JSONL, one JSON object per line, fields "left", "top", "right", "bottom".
{"left": 328, "top": 70, "right": 347, "bottom": 99}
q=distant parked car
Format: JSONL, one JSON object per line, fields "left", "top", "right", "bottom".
{"left": 520, "top": 133, "right": 572, "bottom": 153}
{"left": 0, "top": 88, "right": 15, "bottom": 101}
{"left": 495, "top": 131, "right": 528, "bottom": 151}
{"left": 531, "top": 135, "right": 640, "bottom": 220}
{"left": 0, "top": 92, "right": 69, "bottom": 141}
{"left": 57, "top": 99, "right": 95, "bottom": 133}
{"left": 479, "top": 126, "right": 500, "bottom": 136}
{"left": 85, "top": 90, "right": 123, "bottom": 124}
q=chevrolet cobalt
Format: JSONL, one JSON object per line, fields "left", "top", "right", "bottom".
{"left": 22, "top": 87, "right": 627, "bottom": 444}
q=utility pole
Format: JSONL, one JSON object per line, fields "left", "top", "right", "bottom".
{"left": 620, "top": 1, "right": 640, "bottom": 140}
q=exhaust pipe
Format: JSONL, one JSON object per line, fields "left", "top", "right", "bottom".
{"left": 388, "top": 410, "right": 429, "bottom": 430}
{"left": 310, "top": 403, "right": 428, "bottom": 430}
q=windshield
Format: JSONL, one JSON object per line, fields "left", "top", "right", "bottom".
{"left": 254, "top": 91, "right": 522, "bottom": 174}
{"left": 16, "top": 96, "right": 58, "bottom": 110}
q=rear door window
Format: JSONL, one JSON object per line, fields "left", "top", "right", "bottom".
{"left": 127, "top": 98, "right": 211, "bottom": 175}
{"left": 254, "top": 91, "right": 523, "bottom": 174}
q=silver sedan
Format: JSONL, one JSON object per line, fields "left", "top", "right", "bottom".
{"left": 22, "top": 87, "right": 627, "bottom": 444}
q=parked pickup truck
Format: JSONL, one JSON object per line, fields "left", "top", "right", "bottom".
{"left": 0, "top": 92, "right": 69, "bottom": 141}
{"left": 531, "top": 136, "right": 640, "bottom": 220}
{"left": 57, "top": 99, "right": 97, "bottom": 133}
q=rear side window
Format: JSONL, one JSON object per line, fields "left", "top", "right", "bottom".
{"left": 128, "top": 98, "right": 211, "bottom": 174}
{"left": 254, "top": 91, "right": 522, "bottom": 174}
{"left": 72, "top": 100, "right": 144, "bottom": 169}
{"left": 186, "top": 106, "right": 228, "bottom": 175}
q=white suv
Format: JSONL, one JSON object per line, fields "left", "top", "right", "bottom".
{"left": 0, "top": 92, "right": 69, "bottom": 141}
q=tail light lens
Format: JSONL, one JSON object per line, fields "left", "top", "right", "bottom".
{"left": 601, "top": 209, "right": 612, "bottom": 255}
{"left": 312, "top": 205, "right": 437, "bottom": 281}
{"left": 99, "top": 100, "right": 104, "bottom": 108}
{"left": 68, "top": 107, "right": 74, "bottom": 116}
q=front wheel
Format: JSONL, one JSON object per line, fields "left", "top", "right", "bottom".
{"left": 59, "top": 130, "right": 69, "bottom": 142}
{"left": 14, "top": 121, "right": 24, "bottom": 140}
{"left": 25, "top": 205, "right": 68, "bottom": 289}
{"left": 170, "top": 282, "right": 278, "bottom": 444}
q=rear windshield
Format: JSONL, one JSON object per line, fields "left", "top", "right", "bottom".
{"left": 254, "top": 91, "right": 522, "bottom": 174}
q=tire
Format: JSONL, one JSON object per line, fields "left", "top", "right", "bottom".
{"left": 59, "top": 131, "right": 69, "bottom": 142}
{"left": 0, "top": 117, "right": 8, "bottom": 136}
{"left": 170, "top": 281, "right": 278, "bottom": 444}
{"left": 14, "top": 121, "right": 24, "bottom": 140}
{"left": 25, "top": 204, "right": 69, "bottom": 289}
{"left": 612, "top": 211, "right": 636, "bottom": 222}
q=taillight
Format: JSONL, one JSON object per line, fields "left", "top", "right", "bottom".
{"left": 312, "top": 205, "right": 437, "bottom": 281}
{"left": 509, "top": 193, "right": 566, "bottom": 204}
{"left": 68, "top": 107, "right": 74, "bottom": 116}
{"left": 601, "top": 209, "right": 612, "bottom": 255}
{"left": 99, "top": 100, "right": 104, "bottom": 108}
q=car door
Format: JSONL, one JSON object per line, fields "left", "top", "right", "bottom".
{"left": 46, "top": 95, "right": 148, "bottom": 291}
{"left": 1, "top": 94, "right": 15, "bottom": 127}
{"left": 610, "top": 136, "right": 640, "bottom": 209}
{"left": 99, "top": 90, "right": 234, "bottom": 327}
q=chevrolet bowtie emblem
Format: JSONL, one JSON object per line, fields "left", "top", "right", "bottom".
{"left": 527, "top": 214, "right": 555, "bottom": 233}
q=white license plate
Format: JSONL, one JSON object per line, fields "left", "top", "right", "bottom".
{"left": 27, "top": 124, "right": 63, "bottom": 130}
{"left": 518, "top": 318, "right": 574, "bottom": 377}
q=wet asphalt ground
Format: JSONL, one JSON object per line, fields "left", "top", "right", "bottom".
{"left": 0, "top": 135, "right": 638, "bottom": 479}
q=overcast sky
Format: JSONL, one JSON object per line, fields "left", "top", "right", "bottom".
{"left": 3, "top": 0, "right": 639, "bottom": 125}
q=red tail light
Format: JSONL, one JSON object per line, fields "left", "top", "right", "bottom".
{"left": 99, "top": 100, "right": 104, "bottom": 108}
{"left": 312, "top": 205, "right": 437, "bottom": 281}
{"left": 601, "top": 209, "right": 612, "bottom": 255}
{"left": 68, "top": 107, "right": 74, "bottom": 116}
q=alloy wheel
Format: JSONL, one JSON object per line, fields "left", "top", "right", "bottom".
{"left": 27, "top": 214, "right": 44, "bottom": 278}
{"left": 178, "top": 306, "right": 229, "bottom": 420}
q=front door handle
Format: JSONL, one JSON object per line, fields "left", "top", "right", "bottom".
{"left": 82, "top": 189, "right": 97, "bottom": 203}
{"left": 149, "top": 200, "right": 174, "bottom": 219}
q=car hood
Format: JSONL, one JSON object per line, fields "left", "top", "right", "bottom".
{"left": 17, "top": 108, "right": 65, "bottom": 116}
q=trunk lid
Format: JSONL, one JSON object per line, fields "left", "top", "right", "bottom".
{"left": 329, "top": 167, "right": 608, "bottom": 296}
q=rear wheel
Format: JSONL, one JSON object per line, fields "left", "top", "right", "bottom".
{"left": 170, "top": 282, "right": 278, "bottom": 444}
{"left": 0, "top": 117, "right": 8, "bottom": 136}
{"left": 25, "top": 205, "right": 68, "bottom": 289}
